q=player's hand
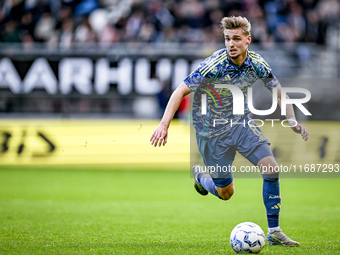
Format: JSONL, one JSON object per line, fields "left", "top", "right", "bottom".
{"left": 150, "top": 124, "right": 168, "bottom": 147}
{"left": 291, "top": 123, "right": 309, "bottom": 141}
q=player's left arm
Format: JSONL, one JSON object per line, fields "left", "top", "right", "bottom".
{"left": 274, "top": 82, "right": 309, "bottom": 141}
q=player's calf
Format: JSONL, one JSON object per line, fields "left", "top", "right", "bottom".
{"left": 192, "top": 164, "right": 223, "bottom": 198}
{"left": 216, "top": 183, "right": 234, "bottom": 200}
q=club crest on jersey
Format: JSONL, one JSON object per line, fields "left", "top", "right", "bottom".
{"left": 246, "top": 70, "right": 257, "bottom": 83}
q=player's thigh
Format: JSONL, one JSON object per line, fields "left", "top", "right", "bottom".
{"left": 196, "top": 134, "right": 235, "bottom": 189}
{"left": 236, "top": 122, "right": 273, "bottom": 166}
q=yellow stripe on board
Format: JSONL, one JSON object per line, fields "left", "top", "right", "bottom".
{"left": 232, "top": 121, "right": 340, "bottom": 168}
{"left": 0, "top": 120, "right": 339, "bottom": 171}
{"left": 0, "top": 119, "right": 190, "bottom": 167}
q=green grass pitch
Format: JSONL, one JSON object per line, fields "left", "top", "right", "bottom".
{"left": 0, "top": 167, "right": 339, "bottom": 254}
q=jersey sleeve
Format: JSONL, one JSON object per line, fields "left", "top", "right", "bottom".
{"left": 183, "top": 67, "right": 204, "bottom": 93}
{"left": 262, "top": 73, "right": 279, "bottom": 90}
{"left": 183, "top": 50, "right": 224, "bottom": 92}
{"left": 249, "top": 51, "right": 279, "bottom": 91}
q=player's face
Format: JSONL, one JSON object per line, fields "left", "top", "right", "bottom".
{"left": 224, "top": 28, "right": 251, "bottom": 62}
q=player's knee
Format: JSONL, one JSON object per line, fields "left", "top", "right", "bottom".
{"left": 258, "top": 156, "right": 279, "bottom": 175}
{"left": 219, "top": 187, "right": 234, "bottom": 201}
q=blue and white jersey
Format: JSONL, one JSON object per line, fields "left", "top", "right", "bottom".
{"left": 183, "top": 49, "right": 279, "bottom": 138}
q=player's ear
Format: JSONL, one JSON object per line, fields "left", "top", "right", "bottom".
{"left": 247, "top": 35, "right": 251, "bottom": 45}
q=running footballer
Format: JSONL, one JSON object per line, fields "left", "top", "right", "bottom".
{"left": 150, "top": 16, "right": 309, "bottom": 247}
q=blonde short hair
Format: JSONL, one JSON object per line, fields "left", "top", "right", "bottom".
{"left": 220, "top": 16, "right": 251, "bottom": 36}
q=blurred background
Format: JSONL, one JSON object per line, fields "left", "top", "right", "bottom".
{"left": 0, "top": 0, "right": 339, "bottom": 169}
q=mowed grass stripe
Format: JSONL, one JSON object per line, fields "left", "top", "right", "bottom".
{"left": 0, "top": 168, "right": 339, "bottom": 254}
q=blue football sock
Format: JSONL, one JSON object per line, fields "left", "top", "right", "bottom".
{"left": 262, "top": 173, "right": 280, "bottom": 228}
{"left": 197, "top": 173, "right": 220, "bottom": 198}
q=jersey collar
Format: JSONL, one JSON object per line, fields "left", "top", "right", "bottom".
{"left": 225, "top": 50, "right": 252, "bottom": 70}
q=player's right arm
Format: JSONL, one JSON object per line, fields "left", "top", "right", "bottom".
{"left": 150, "top": 82, "right": 191, "bottom": 147}
{"left": 275, "top": 82, "right": 309, "bottom": 141}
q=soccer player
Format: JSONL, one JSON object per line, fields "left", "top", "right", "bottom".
{"left": 150, "top": 16, "right": 309, "bottom": 247}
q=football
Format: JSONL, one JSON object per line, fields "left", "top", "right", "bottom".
{"left": 230, "top": 222, "right": 265, "bottom": 253}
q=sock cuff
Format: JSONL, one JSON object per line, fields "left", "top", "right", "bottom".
{"left": 268, "top": 226, "right": 281, "bottom": 233}
{"left": 262, "top": 172, "right": 279, "bottom": 181}
{"left": 197, "top": 173, "right": 210, "bottom": 182}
